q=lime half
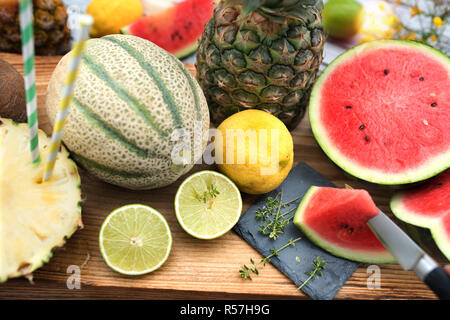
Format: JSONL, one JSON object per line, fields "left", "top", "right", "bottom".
{"left": 99, "top": 204, "right": 172, "bottom": 275}
{"left": 175, "top": 170, "right": 243, "bottom": 239}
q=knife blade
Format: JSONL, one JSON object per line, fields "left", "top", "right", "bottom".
{"left": 368, "top": 210, "right": 450, "bottom": 300}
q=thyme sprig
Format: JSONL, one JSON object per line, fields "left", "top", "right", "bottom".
{"left": 196, "top": 183, "right": 220, "bottom": 204}
{"left": 297, "top": 256, "right": 327, "bottom": 291}
{"left": 255, "top": 190, "right": 300, "bottom": 240}
{"left": 239, "top": 237, "right": 302, "bottom": 280}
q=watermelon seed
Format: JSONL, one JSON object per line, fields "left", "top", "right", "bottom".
{"left": 359, "top": 125, "right": 365, "bottom": 130}
{"left": 431, "top": 102, "right": 437, "bottom": 107}
{"left": 364, "top": 136, "right": 370, "bottom": 142}
{"left": 419, "top": 77, "right": 424, "bottom": 81}
{"left": 437, "top": 183, "right": 443, "bottom": 186}
{"left": 383, "top": 69, "right": 389, "bottom": 75}
{"left": 345, "top": 105, "right": 352, "bottom": 109}
{"left": 341, "top": 224, "right": 354, "bottom": 233}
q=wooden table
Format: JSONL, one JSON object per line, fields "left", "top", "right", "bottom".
{"left": 0, "top": 52, "right": 444, "bottom": 300}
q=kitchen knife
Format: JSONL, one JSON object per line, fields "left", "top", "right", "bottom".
{"left": 368, "top": 210, "right": 450, "bottom": 300}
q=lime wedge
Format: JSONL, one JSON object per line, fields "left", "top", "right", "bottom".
{"left": 99, "top": 204, "right": 172, "bottom": 275}
{"left": 175, "top": 170, "right": 243, "bottom": 239}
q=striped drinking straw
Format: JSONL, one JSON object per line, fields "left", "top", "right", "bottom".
{"left": 42, "top": 14, "right": 93, "bottom": 182}
{"left": 19, "top": 0, "right": 40, "bottom": 164}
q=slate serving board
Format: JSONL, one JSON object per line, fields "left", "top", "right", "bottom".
{"left": 234, "top": 162, "right": 360, "bottom": 300}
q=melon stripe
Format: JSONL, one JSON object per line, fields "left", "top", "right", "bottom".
{"left": 164, "top": 52, "right": 203, "bottom": 121}
{"left": 72, "top": 98, "right": 148, "bottom": 158}
{"left": 81, "top": 54, "right": 168, "bottom": 137}
{"left": 71, "top": 152, "right": 161, "bottom": 179}
{"left": 102, "top": 36, "right": 184, "bottom": 127}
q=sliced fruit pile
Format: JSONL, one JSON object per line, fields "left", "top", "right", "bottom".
{"left": 309, "top": 40, "right": 450, "bottom": 186}
{"left": 391, "top": 170, "right": 450, "bottom": 260}
{"left": 294, "top": 186, "right": 395, "bottom": 264}
{"left": 0, "top": 119, "right": 82, "bottom": 282}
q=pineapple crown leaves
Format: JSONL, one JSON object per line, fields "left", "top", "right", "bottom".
{"left": 242, "top": 0, "right": 323, "bottom": 22}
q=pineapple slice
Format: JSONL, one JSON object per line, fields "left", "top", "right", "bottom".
{"left": 0, "top": 118, "right": 82, "bottom": 282}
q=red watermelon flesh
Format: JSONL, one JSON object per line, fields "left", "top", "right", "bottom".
{"left": 294, "top": 186, "right": 395, "bottom": 263}
{"left": 391, "top": 170, "right": 450, "bottom": 260}
{"left": 121, "top": 0, "right": 214, "bottom": 58}
{"left": 309, "top": 40, "right": 450, "bottom": 185}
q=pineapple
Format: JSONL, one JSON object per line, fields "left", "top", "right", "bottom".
{"left": 196, "top": 0, "right": 325, "bottom": 130}
{"left": 0, "top": 0, "right": 70, "bottom": 56}
{"left": 0, "top": 118, "right": 81, "bottom": 281}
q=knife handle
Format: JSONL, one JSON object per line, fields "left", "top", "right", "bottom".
{"left": 424, "top": 267, "right": 450, "bottom": 300}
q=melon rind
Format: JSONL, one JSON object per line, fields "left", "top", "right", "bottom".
{"left": 294, "top": 186, "right": 396, "bottom": 264}
{"left": 309, "top": 40, "right": 450, "bottom": 186}
{"left": 390, "top": 174, "right": 450, "bottom": 261}
{"left": 390, "top": 193, "right": 442, "bottom": 229}
{"left": 431, "top": 216, "right": 450, "bottom": 261}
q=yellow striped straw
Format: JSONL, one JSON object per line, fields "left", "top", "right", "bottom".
{"left": 43, "top": 14, "right": 93, "bottom": 182}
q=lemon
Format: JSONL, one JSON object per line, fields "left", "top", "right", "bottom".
{"left": 323, "top": 0, "right": 365, "bottom": 39}
{"left": 87, "top": 0, "right": 143, "bottom": 37}
{"left": 216, "top": 110, "right": 294, "bottom": 195}
{"left": 175, "top": 171, "right": 242, "bottom": 240}
{"left": 99, "top": 204, "right": 172, "bottom": 275}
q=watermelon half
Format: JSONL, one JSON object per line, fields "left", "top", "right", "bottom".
{"left": 391, "top": 170, "right": 450, "bottom": 260}
{"left": 121, "top": 0, "right": 214, "bottom": 59}
{"left": 294, "top": 186, "right": 395, "bottom": 263}
{"left": 309, "top": 40, "right": 450, "bottom": 185}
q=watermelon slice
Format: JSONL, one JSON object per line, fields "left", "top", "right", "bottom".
{"left": 309, "top": 40, "right": 450, "bottom": 185}
{"left": 121, "top": 0, "right": 214, "bottom": 59}
{"left": 391, "top": 170, "right": 450, "bottom": 260}
{"left": 294, "top": 186, "right": 395, "bottom": 263}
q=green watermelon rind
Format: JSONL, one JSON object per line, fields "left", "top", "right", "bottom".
{"left": 390, "top": 191, "right": 450, "bottom": 261}
{"left": 294, "top": 186, "right": 396, "bottom": 264}
{"left": 390, "top": 192, "right": 442, "bottom": 229}
{"left": 309, "top": 40, "right": 450, "bottom": 186}
{"left": 431, "top": 221, "right": 450, "bottom": 261}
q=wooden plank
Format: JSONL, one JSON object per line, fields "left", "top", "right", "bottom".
{"left": 0, "top": 53, "right": 440, "bottom": 300}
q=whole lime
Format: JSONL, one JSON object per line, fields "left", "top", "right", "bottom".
{"left": 323, "top": 0, "right": 365, "bottom": 39}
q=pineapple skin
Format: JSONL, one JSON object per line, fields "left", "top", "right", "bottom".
{"left": 196, "top": 0, "right": 325, "bottom": 130}
{"left": 0, "top": 0, "right": 71, "bottom": 56}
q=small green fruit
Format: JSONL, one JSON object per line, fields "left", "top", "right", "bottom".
{"left": 323, "top": 0, "right": 365, "bottom": 39}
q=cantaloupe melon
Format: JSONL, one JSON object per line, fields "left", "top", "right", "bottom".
{"left": 46, "top": 35, "right": 209, "bottom": 190}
